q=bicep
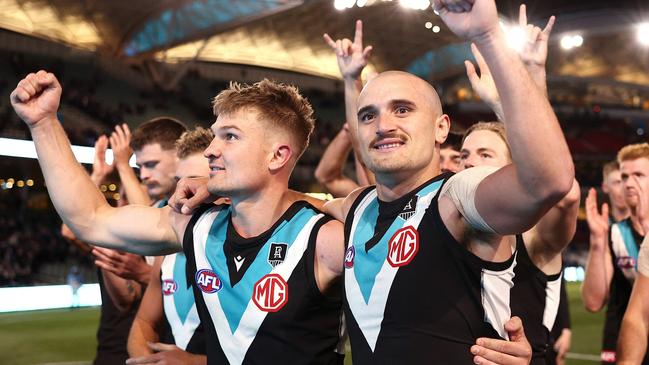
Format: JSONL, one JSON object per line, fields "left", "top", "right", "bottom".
{"left": 84, "top": 205, "right": 180, "bottom": 255}
{"left": 314, "top": 220, "right": 345, "bottom": 292}
{"left": 475, "top": 164, "right": 556, "bottom": 235}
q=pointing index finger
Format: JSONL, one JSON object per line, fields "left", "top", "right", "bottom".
{"left": 323, "top": 33, "right": 337, "bottom": 49}
{"left": 543, "top": 15, "right": 556, "bottom": 36}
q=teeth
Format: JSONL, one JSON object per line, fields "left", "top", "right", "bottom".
{"left": 376, "top": 143, "right": 401, "bottom": 150}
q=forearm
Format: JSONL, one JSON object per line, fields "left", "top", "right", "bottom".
{"left": 116, "top": 163, "right": 151, "bottom": 206}
{"left": 29, "top": 118, "right": 112, "bottom": 235}
{"left": 343, "top": 77, "right": 363, "bottom": 150}
{"left": 618, "top": 314, "right": 649, "bottom": 363}
{"left": 128, "top": 317, "right": 159, "bottom": 357}
{"left": 474, "top": 31, "right": 573, "bottom": 198}
{"left": 525, "top": 65, "right": 548, "bottom": 98}
{"left": 354, "top": 153, "right": 375, "bottom": 186}
{"left": 581, "top": 241, "right": 610, "bottom": 311}
{"left": 314, "top": 130, "right": 353, "bottom": 184}
{"left": 101, "top": 269, "right": 142, "bottom": 313}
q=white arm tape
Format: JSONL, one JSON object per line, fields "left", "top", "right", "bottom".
{"left": 638, "top": 235, "right": 649, "bottom": 277}
{"left": 440, "top": 166, "right": 499, "bottom": 234}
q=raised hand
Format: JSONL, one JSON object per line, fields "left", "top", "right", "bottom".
{"left": 465, "top": 43, "right": 503, "bottom": 120}
{"left": 109, "top": 123, "right": 134, "bottom": 168}
{"left": 323, "top": 20, "right": 373, "bottom": 80}
{"left": 90, "top": 135, "right": 114, "bottom": 185}
{"left": 585, "top": 188, "right": 610, "bottom": 242}
{"left": 169, "top": 177, "right": 218, "bottom": 215}
{"left": 10, "top": 70, "right": 62, "bottom": 128}
{"left": 518, "top": 4, "right": 555, "bottom": 70}
{"left": 471, "top": 316, "right": 532, "bottom": 365}
{"left": 433, "top": 0, "right": 500, "bottom": 42}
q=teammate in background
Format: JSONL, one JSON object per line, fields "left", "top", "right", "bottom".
{"left": 601, "top": 161, "right": 631, "bottom": 223}
{"left": 61, "top": 118, "right": 186, "bottom": 364}
{"left": 60, "top": 134, "right": 152, "bottom": 365}
{"left": 315, "top": 122, "right": 374, "bottom": 197}
{"left": 617, "top": 211, "right": 649, "bottom": 363}
{"left": 460, "top": 8, "right": 578, "bottom": 363}
{"left": 126, "top": 127, "right": 213, "bottom": 365}
{"left": 583, "top": 143, "right": 649, "bottom": 364}
{"left": 10, "top": 74, "right": 345, "bottom": 364}
{"left": 440, "top": 132, "right": 462, "bottom": 173}
{"left": 321, "top": 0, "right": 573, "bottom": 362}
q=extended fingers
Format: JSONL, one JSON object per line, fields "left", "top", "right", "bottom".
{"left": 323, "top": 33, "right": 337, "bottom": 49}
{"left": 353, "top": 19, "right": 364, "bottom": 46}
{"left": 519, "top": 4, "right": 528, "bottom": 28}
{"left": 543, "top": 15, "right": 556, "bottom": 36}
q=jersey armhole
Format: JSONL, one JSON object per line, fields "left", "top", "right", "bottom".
{"left": 343, "top": 186, "right": 375, "bottom": 247}
{"left": 306, "top": 215, "right": 341, "bottom": 302}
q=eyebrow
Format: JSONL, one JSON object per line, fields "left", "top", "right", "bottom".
{"left": 215, "top": 125, "right": 242, "bottom": 132}
{"left": 357, "top": 99, "right": 417, "bottom": 118}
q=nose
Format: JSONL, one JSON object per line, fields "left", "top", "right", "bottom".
{"left": 462, "top": 155, "right": 476, "bottom": 169}
{"left": 203, "top": 139, "right": 221, "bottom": 159}
{"left": 139, "top": 167, "right": 151, "bottom": 181}
{"left": 375, "top": 114, "right": 397, "bottom": 136}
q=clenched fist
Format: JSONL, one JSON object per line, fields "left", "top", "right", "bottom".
{"left": 10, "top": 70, "right": 62, "bottom": 128}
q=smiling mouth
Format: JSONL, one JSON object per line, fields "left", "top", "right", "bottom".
{"left": 210, "top": 166, "right": 225, "bottom": 172}
{"left": 373, "top": 140, "right": 405, "bottom": 151}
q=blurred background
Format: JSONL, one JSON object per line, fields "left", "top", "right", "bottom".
{"left": 1, "top": 0, "right": 648, "bottom": 363}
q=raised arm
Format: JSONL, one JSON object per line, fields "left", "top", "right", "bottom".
{"left": 314, "top": 125, "right": 362, "bottom": 197}
{"left": 523, "top": 180, "right": 580, "bottom": 273}
{"left": 9, "top": 71, "right": 179, "bottom": 255}
{"left": 435, "top": 0, "right": 574, "bottom": 235}
{"left": 581, "top": 188, "right": 614, "bottom": 312}
{"left": 324, "top": 20, "right": 376, "bottom": 184}
{"left": 110, "top": 123, "right": 152, "bottom": 206}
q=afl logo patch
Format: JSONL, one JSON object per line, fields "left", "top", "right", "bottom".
{"left": 387, "top": 226, "right": 419, "bottom": 267}
{"left": 344, "top": 246, "right": 355, "bottom": 269}
{"left": 195, "top": 269, "right": 222, "bottom": 293}
{"left": 617, "top": 256, "right": 636, "bottom": 270}
{"left": 253, "top": 273, "right": 288, "bottom": 312}
{"left": 162, "top": 279, "right": 177, "bottom": 296}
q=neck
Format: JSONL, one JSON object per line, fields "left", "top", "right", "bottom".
{"left": 229, "top": 183, "right": 293, "bottom": 238}
{"left": 375, "top": 162, "right": 439, "bottom": 202}
{"left": 612, "top": 205, "right": 630, "bottom": 222}
{"left": 630, "top": 206, "right": 647, "bottom": 236}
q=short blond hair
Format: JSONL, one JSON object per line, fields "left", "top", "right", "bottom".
{"left": 618, "top": 143, "right": 649, "bottom": 163}
{"left": 175, "top": 127, "right": 214, "bottom": 159}
{"left": 462, "top": 121, "right": 512, "bottom": 158}
{"left": 212, "top": 79, "right": 315, "bottom": 160}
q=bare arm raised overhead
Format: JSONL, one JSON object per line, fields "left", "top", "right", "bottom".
{"left": 435, "top": 0, "right": 574, "bottom": 236}
{"left": 9, "top": 71, "right": 182, "bottom": 255}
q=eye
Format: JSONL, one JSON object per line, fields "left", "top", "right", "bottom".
{"left": 225, "top": 133, "right": 238, "bottom": 141}
{"left": 395, "top": 106, "right": 410, "bottom": 114}
{"left": 460, "top": 153, "right": 468, "bottom": 160}
{"left": 480, "top": 153, "right": 492, "bottom": 159}
{"left": 359, "top": 113, "right": 375, "bottom": 123}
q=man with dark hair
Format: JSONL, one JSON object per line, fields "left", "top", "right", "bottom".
{"left": 127, "top": 127, "right": 212, "bottom": 365}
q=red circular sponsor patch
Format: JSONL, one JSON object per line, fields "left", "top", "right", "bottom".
{"left": 344, "top": 246, "right": 355, "bottom": 269}
{"left": 162, "top": 279, "right": 177, "bottom": 296}
{"left": 195, "top": 269, "right": 222, "bottom": 293}
{"left": 253, "top": 273, "right": 288, "bottom": 312}
{"left": 387, "top": 226, "right": 419, "bottom": 267}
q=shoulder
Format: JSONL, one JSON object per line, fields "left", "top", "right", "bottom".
{"left": 440, "top": 166, "right": 499, "bottom": 198}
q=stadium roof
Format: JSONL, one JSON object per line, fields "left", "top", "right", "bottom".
{"left": 0, "top": 0, "right": 647, "bottom": 82}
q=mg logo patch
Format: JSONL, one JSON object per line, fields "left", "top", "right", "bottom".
{"left": 387, "top": 226, "right": 419, "bottom": 267}
{"left": 267, "top": 242, "right": 288, "bottom": 268}
{"left": 617, "top": 256, "right": 636, "bottom": 270}
{"left": 195, "top": 269, "right": 222, "bottom": 293}
{"left": 253, "top": 273, "right": 288, "bottom": 312}
{"left": 344, "top": 246, "right": 355, "bottom": 269}
{"left": 399, "top": 196, "right": 418, "bottom": 220}
{"left": 162, "top": 279, "right": 177, "bottom": 296}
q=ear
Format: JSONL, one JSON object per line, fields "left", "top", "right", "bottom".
{"left": 434, "top": 114, "right": 451, "bottom": 145}
{"left": 268, "top": 142, "right": 293, "bottom": 173}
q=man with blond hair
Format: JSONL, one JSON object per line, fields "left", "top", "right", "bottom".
{"left": 583, "top": 143, "right": 649, "bottom": 364}
{"left": 10, "top": 73, "right": 344, "bottom": 364}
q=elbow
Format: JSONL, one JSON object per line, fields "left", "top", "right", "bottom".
{"left": 581, "top": 291, "right": 605, "bottom": 313}
{"left": 314, "top": 166, "right": 329, "bottom": 185}
{"left": 535, "top": 172, "right": 576, "bottom": 209}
